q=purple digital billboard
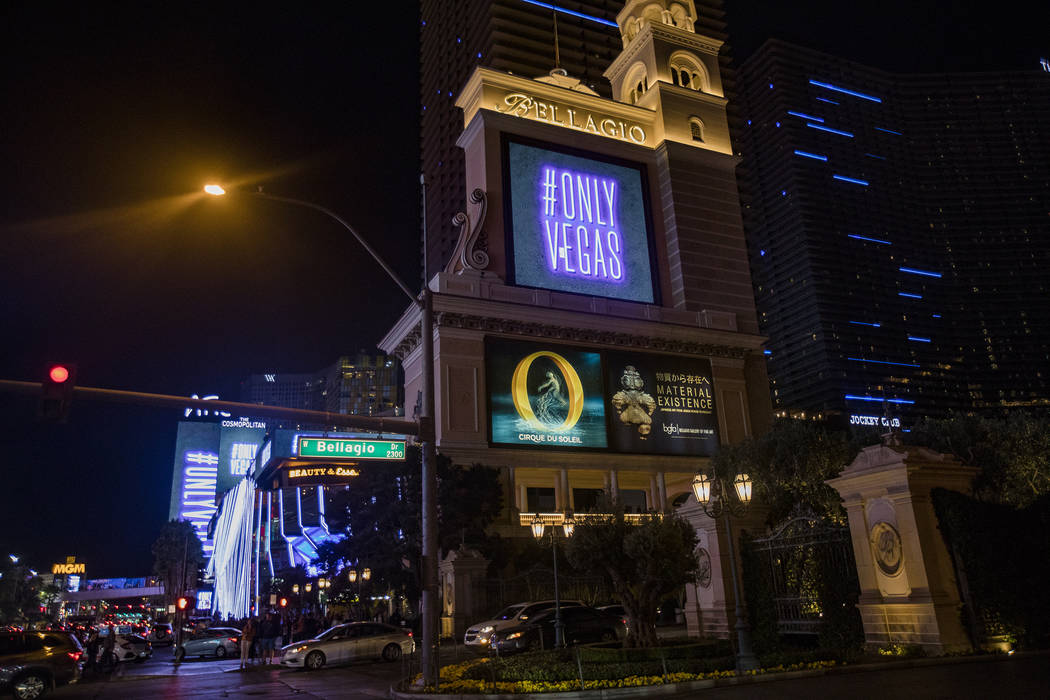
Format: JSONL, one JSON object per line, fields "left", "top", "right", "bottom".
{"left": 506, "top": 140, "right": 656, "bottom": 304}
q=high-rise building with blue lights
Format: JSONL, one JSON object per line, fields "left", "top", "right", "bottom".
{"left": 736, "top": 41, "right": 1049, "bottom": 423}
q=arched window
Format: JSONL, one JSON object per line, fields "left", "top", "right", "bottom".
{"left": 689, "top": 117, "right": 705, "bottom": 142}
{"left": 668, "top": 51, "right": 709, "bottom": 93}
{"left": 622, "top": 62, "right": 649, "bottom": 105}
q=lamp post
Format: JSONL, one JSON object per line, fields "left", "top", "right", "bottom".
{"left": 318, "top": 578, "right": 329, "bottom": 617}
{"left": 530, "top": 514, "right": 575, "bottom": 648}
{"left": 691, "top": 470, "right": 757, "bottom": 672}
{"left": 204, "top": 185, "right": 440, "bottom": 687}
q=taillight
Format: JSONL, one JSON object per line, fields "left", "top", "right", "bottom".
{"left": 403, "top": 630, "right": 413, "bottom": 637}
{"left": 229, "top": 638, "right": 238, "bottom": 643}
{"left": 67, "top": 651, "right": 82, "bottom": 661}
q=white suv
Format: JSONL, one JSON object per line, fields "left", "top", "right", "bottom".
{"left": 464, "top": 600, "right": 584, "bottom": 652}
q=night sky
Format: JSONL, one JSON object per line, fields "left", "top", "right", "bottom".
{"left": 0, "top": 2, "right": 1044, "bottom": 577}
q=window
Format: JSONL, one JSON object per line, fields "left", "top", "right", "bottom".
{"left": 619, "top": 489, "right": 648, "bottom": 513}
{"left": 572, "top": 488, "right": 604, "bottom": 512}
{"left": 527, "top": 487, "right": 556, "bottom": 512}
{"left": 0, "top": 633, "right": 23, "bottom": 655}
{"left": 689, "top": 117, "right": 704, "bottom": 141}
{"left": 668, "top": 52, "right": 708, "bottom": 93}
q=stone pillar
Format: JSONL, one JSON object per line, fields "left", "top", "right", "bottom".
{"left": 438, "top": 547, "right": 491, "bottom": 640}
{"left": 608, "top": 470, "right": 619, "bottom": 501}
{"left": 826, "top": 439, "right": 977, "bottom": 654}
{"left": 559, "top": 469, "right": 570, "bottom": 511}
{"left": 677, "top": 499, "right": 766, "bottom": 639}
{"left": 657, "top": 472, "right": 667, "bottom": 510}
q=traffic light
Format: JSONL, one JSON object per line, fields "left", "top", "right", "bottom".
{"left": 176, "top": 596, "right": 195, "bottom": 611}
{"left": 39, "top": 363, "right": 77, "bottom": 423}
{"left": 279, "top": 597, "right": 288, "bottom": 608}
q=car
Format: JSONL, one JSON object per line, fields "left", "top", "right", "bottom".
{"left": 463, "top": 600, "right": 584, "bottom": 652}
{"left": 147, "top": 622, "right": 174, "bottom": 646}
{"left": 175, "top": 628, "right": 241, "bottom": 661}
{"left": 491, "top": 606, "right": 624, "bottom": 655}
{"left": 0, "top": 630, "right": 83, "bottom": 700}
{"left": 111, "top": 634, "right": 152, "bottom": 663}
{"left": 281, "top": 622, "right": 413, "bottom": 670}
{"left": 597, "top": 604, "right": 630, "bottom": 631}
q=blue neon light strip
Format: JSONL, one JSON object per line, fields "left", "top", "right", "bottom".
{"left": 518, "top": 0, "right": 618, "bottom": 27}
{"left": 806, "top": 123, "right": 854, "bottom": 137}
{"left": 815, "top": 97, "right": 839, "bottom": 105}
{"left": 847, "top": 357, "right": 920, "bottom": 368}
{"left": 899, "top": 267, "right": 942, "bottom": 278}
{"left": 845, "top": 395, "right": 915, "bottom": 404}
{"left": 794, "top": 149, "right": 828, "bottom": 161}
{"left": 898, "top": 292, "right": 923, "bottom": 299}
{"left": 907, "top": 335, "right": 931, "bottom": 343}
{"left": 763, "top": 350, "right": 772, "bottom": 355}
{"left": 833, "top": 174, "right": 869, "bottom": 185}
{"left": 788, "top": 110, "right": 824, "bottom": 122}
{"left": 850, "top": 321, "right": 882, "bottom": 327}
{"left": 865, "top": 153, "right": 887, "bottom": 160}
{"left": 874, "top": 126, "right": 903, "bottom": 135}
{"left": 932, "top": 314, "right": 942, "bottom": 318}
{"left": 848, "top": 234, "right": 892, "bottom": 244}
{"left": 809, "top": 79, "right": 883, "bottom": 103}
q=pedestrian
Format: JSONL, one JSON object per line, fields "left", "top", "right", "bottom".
{"left": 293, "top": 615, "right": 305, "bottom": 643}
{"left": 85, "top": 630, "right": 100, "bottom": 672}
{"left": 257, "top": 613, "right": 278, "bottom": 665}
{"left": 101, "top": 626, "right": 116, "bottom": 671}
{"left": 240, "top": 617, "right": 256, "bottom": 669}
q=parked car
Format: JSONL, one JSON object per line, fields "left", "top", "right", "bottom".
{"left": 464, "top": 600, "right": 584, "bottom": 652}
{"left": 147, "top": 622, "right": 174, "bottom": 646}
{"left": 281, "top": 622, "right": 413, "bottom": 670}
{"left": 491, "top": 606, "right": 624, "bottom": 654}
{"left": 111, "top": 634, "right": 152, "bottom": 663}
{"left": 597, "top": 604, "right": 629, "bottom": 631}
{"left": 175, "top": 628, "right": 241, "bottom": 661}
{"left": 0, "top": 630, "right": 83, "bottom": 699}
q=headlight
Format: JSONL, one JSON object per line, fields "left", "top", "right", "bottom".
{"left": 479, "top": 626, "right": 494, "bottom": 634}
{"left": 506, "top": 632, "right": 523, "bottom": 640}
{"left": 290, "top": 645, "right": 309, "bottom": 653}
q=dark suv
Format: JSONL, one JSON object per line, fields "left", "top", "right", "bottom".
{"left": 0, "top": 631, "right": 82, "bottom": 699}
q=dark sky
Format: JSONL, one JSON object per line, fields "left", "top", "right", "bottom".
{"left": 0, "top": 2, "right": 1044, "bottom": 578}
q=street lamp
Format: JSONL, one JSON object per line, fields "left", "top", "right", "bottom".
{"left": 203, "top": 184, "right": 440, "bottom": 687}
{"left": 692, "top": 469, "right": 757, "bottom": 672}
{"left": 530, "top": 514, "right": 575, "bottom": 648}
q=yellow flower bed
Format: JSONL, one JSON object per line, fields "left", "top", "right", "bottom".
{"left": 425, "top": 659, "right": 838, "bottom": 694}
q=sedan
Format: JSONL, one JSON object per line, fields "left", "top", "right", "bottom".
{"left": 176, "top": 628, "right": 241, "bottom": 661}
{"left": 281, "top": 622, "right": 413, "bottom": 670}
{"left": 112, "top": 634, "right": 152, "bottom": 663}
{"left": 492, "top": 606, "right": 624, "bottom": 654}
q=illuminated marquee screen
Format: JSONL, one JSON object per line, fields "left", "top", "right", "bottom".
{"left": 487, "top": 338, "right": 607, "bottom": 449}
{"left": 168, "top": 420, "right": 266, "bottom": 554}
{"left": 487, "top": 340, "right": 720, "bottom": 456}
{"left": 505, "top": 139, "right": 656, "bottom": 304}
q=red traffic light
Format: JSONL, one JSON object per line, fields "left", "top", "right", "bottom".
{"left": 177, "top": 597, "right": 189, "bottom": 610}
{"left": 49, "top": 365, "right": 70, "bottom": 383}
{"left": 279, "top": 598, "right": 288, "bottom": 608}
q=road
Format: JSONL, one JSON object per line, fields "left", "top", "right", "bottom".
{"left": 48, "top": 650, "right": 1049, "bottom": 699}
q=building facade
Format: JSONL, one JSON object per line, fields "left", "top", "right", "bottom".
{"left": 735, "top": 41, "right": 1050, "bottom": 424}
{"left": 389, "top": 0, "right": 769, "bottom": 639}
{"left": 420, "top": 0, "right": 734, "bottom": 282}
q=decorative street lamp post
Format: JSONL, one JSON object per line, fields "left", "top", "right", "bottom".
{"left": 691, "top": 470, "right": 757, "bottom": 672}
{"left": 531, "top": 514, "right": 575, "bottom": 648}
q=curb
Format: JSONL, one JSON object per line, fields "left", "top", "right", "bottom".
{"left": 389, "top": 650, "right": 1048, "bottom": 699}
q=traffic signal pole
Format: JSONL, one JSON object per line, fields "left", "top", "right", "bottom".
{"left": 0, "top": 380, "right": 419, "bottom": 436}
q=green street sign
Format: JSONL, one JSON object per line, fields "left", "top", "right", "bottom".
{"left": 297, "top": 436, "right": 406, "bottom": 461}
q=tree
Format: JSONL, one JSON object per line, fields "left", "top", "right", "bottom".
{"left": 0, "top": 558, "right": 42, "bottom": 624}
{"left": 908, "top": 412, "right": 1050, "bottom": 508}
{"left": 712, "top": 418, "right": 876, "bottom": 524}
{"left": 313, "top": 447, "right": 504, "bottom": 615}
{"left": 564, "top": 504, "right": 699, "bottom": 648}
{"left": 152, "top": 520, "right": 205, "bottom": 606}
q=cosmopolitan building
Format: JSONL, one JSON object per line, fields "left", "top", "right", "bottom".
{"left": 735, "top": 41, "right": 1050, "bottom": 424}
{"left": 386, "top": 0, "right": 770, "bottom": 638}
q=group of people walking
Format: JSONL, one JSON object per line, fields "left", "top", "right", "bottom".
{"left": 236, "top": 611, "right": 330, "bottom": 670}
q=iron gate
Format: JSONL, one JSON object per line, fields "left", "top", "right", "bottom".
{"left": 749, "top": 508, "right": 857, "bottom": 635}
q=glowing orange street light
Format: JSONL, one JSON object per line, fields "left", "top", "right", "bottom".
{"left": 203, "top": 184, "right": 225, "bottom": 196}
